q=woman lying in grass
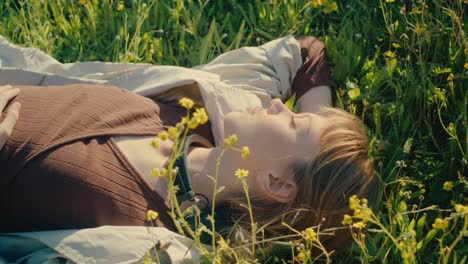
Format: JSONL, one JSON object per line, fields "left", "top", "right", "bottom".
{"left": 0, "top": 36, "right": 377, "bottom": 256}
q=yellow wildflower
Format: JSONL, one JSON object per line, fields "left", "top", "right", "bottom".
{"left": 180, "top": 116, "right": 189, "bottom": 124}
{"left": 362, "top": 198, "right": 368, "bottom": 205}
{"left": 188, "top": 117, "right": 200, "bottom": 129}
{"left": 414, "top": 23, "right": 424, "bottom": 34}
{"left": 385, "top": 0, "right": 395, "bottom": 2}
{"left": 464, "top": 63, "right": 468, "bottom": 70}
{"left": 151, "top": 138, "right": 160, "bottom": 149}
{"left": 217, "top": 237, "right": 230, "bottom": 252}
{"left": 117, "top": 2, "right": 124, "bottom": 11}
{"left": 310, "top": 0, "right": 326, "bottom": 8}
{"left": 193, "top": 108, "right": 208, "bottom": 124}
{"left": 392, "top": 43, "right": 401, "bottom": 48}
{"left": 442, "top": 181, "right": 454, "bottom": 191}
{"left": 342, "top": 214, "right": 353, "bottom": 225}
{"left": 150, "top": 168, "right": 161, "bottom": 178}
{"left": 323, "top": 2, "right": 338, "bottom": 13}
{"left": 179, "top": 97, "right": 194, "bottom": 109}
{"left": 78, "top": 0, "right": 87, "bottom": 5}
{"left": 338, "top": 88, "right": 346, "bottom": 97}
{"left": 432, "top": 218, "right": 449, "bottom": 230}
{"left": 146, "top": 210, "right": 159, "bottom": 221}
{"left": 349, "top": 195, "right": 360, "bottom": 210}
{"left": 176, "top": 122, "right": 185, "bottom": 133}
{"left": 447, "top": 73, "right": 454, "bottom": 90}
{"left": 355, "top": 207, "right": 373, "bottom": 220}
{"left": 352, "top": 221, "right": 367, "bottom": 229}
{"left": 224, "top": 134, "right": 238, "bottom": 147}
{"left": 241, "top": 146, "right": 250, "bottom": 159}
{"left": 168, "top": 127, "right": 179, "bottom": 139}
{"left": 303, "top": 227, "right": 316, "bottom": 243}
{"left": 157, "top": 131, "right": 169, "bottom": 140}
{"left": 235, "top": 169, "right": 249, "bottom": 180}
{"left": 384, "top": 50, "right": 396, "bottom": 59}
{"left": 454, "top": 204, "right": 468, "bottom": 214}
{"left": 297, "top": 252, "right": 307, "bottom": 262}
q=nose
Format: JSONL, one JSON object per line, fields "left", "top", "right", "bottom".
{"left": 267, "top": 99, "right": 289, "bottom": 115}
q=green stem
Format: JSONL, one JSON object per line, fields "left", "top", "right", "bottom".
{"left": 210, "top": 147, "right": 228, "bottom": 252}
{"left": 436, "top": 103, "right": 465, "bottom": 156}
{"left": 443, "top": 215, "right": 468, "bottom": 264}
{"left": 242, "top": 180, "right": 256, "bottom": 256}
{"left": 378, "top": 0, "right": 392, "bottom": 37}
{"left": 368, "top": 215, "right": 400, "bottom": 253}
{"left": 164, "top": 111, "right": 209, "bottom": 255}
{"left": 229, "top": 234, "right": 301, "bottom": 251}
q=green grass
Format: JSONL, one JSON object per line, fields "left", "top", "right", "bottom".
{"left": 1, "top": 0, "right": 466, "bottom": 263}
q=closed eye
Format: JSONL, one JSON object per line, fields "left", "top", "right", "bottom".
{"left": 290, "top": 115, "right": 296, "bottom": 128}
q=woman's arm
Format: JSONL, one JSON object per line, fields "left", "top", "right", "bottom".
{"left": 0, "top": 85, "right": 21, "bottom": 149}
{"left": 291, "top": 36, "right": 334, "bottom": 113}
{"left": 296, "top": 85, "right": 332, "bottom": 113}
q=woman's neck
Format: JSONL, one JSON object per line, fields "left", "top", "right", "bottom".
{"left": 186, "top": 146, "right": 243, "bottom": 205}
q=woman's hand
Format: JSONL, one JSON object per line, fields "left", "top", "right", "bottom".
{"left": 0, "top": 85, "right": 21, "bottom": 149}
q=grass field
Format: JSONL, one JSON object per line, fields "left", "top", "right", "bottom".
{"left": 1, "top": 0, "right": 466, "bottom": 263}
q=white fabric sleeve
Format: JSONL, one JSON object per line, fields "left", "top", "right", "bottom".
{"left": 0, "top": 226, "right": 204, "bottom": 264}
{"left": 194, "top": 35, "right": 302, "bottom": 101}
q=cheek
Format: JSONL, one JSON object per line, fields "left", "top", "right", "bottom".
{"left": 253, "top": 128, "right": 295, "bottom": 155}
{"left": 292, "top": 138, "right": 318, "bottom": 161}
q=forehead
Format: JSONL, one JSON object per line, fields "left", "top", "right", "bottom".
{"left": 297, "top": 112, "right": 326, "bottom": 133}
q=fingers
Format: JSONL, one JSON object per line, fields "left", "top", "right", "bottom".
{"left": 0, "top": 102, "right": 21, "bottom": 148}
{"left": 0, "top": 85, "right": 20, "bottom": 112}
{"left": 0, "top": 84, "right": 13, "bottom": 92}
{"left": 0, "top": 85, "right": 21, "bottom": 149}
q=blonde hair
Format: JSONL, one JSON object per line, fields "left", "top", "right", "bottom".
{"left": 223, "top": 106, "right": 377, "bottom": 255}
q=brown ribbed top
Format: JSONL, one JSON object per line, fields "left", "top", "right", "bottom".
{"left": 0, "top": 84, "right": 213, "bottom": 232}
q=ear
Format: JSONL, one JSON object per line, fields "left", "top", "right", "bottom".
{"left": 256, "top": 170, "right": 297, "bottom": 203}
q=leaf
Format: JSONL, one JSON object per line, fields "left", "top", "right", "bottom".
{"left": 284, "top": 93, "right": 297, "bottom": 112}
{"left": 199, "top": 19, "right": 216, "bottom": 64}
{"left": 408, "top": 218, "right": 416, "bottom": 231}
{"left": 398, "top": 201, "right": 408, "bottom": 212}
{"left": 232, "top": 20, "right": 245, "bottom": 49}
{"left": 386, "top": 58, "right": 397, "bottom": 76}
{"left": 420, "top": 229, "right": 438, "bottom": 251}
{"left": 417, "top": 241, "right": 423, "bottom": 250}
{"left": 216, "top": 186, "right": 226, "bottom": 194}
{"left": 417, "top": 214, "right": 427, "bottom": 235}
{"left": 206, "top": 175, "right": 216, "bottom": 182}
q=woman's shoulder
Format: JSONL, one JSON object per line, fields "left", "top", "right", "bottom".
{"left": 14, "top": 83, "right": 137, "bottom": 97}
{"left": 15, "top": 83, "right": 156, "bottom": 110}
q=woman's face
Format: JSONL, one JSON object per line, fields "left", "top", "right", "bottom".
{"left": 223, "top": 99, "right": 327, "bottom": 173}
